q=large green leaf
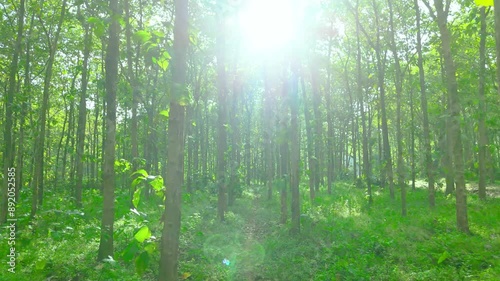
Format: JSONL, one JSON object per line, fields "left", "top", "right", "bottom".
{"left": 135, "top": 251, "right": 150, "bottom": 276}
{"left": 474, "top": 0, "right": 493, "bottom": 6}
{"left": 157, "top": 58, "right": 169, "bottom": 71}
{"left": 131, "top": 176, "right": 145, "bottom": 190}
{"left": 122, "top": 241, "right": 140, "bottom": 262}
{"left": 134, "top": 226, "right": 152, "bottom": 243}
{"left": 133, "top": 30, "right": 152, "bottom": 44}
{"left": 132, "top": 188, "right": 142, "bottom": 208}
{"left": 132, "top": 169, "right": 148, "bottom": 178}
{"left": 149, "top": 176, "right": 164, "bottom": 191}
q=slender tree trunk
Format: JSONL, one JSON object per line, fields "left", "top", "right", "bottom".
{"left": 32, "top": 0, "right": 67, "bottom": 216}
{"left": 372, "top": 0, "right": 394, "bottom": 199}
{"left": 279, "top": 80, "right": 289, "bottom": 223}
{"left": 301, "top": 78, "right": 315, "bottom": 202}
{"left": 125, "top": 0, "right": 139, "bottom": 168}
{"left": 325, "top": 39, "right": 335, "bottom": 194}
{"left": 16, "top": 16, "right": 32, "bottom": 202}
{"left": 159, "top": 0, "right": 188, "bottom": 278}
{"left": 76, "top": 13, "right": 92, "bottom": 208}
{"left": 290, "top": 61, "right": 301, "bottom": 234}
{"left": 1, "top": 0, "right": 25, "bottom": 223}
{"left": 97, "top": 0, "right": 120, "bottom": 260}
{"left": 216, "top": 2, "right": 228, "bottom": 221}
{"left": 311, "top": 65, "right": 322, "bottom": 191}
{"left": 415, "top": 0, "right": 435, "bottom": 207}
{"left": 264, "top": 71, "right": 275, "bottom": 200}
{"left": 388, "top": 0, "right": 406, "bottom": 215}
{"left": 494, "top": 0, "right": 500, "bottom": 96}
{"left": 478, "top": 7, "right": 489, "bottom": 200}
{"left": 355, "top": 2, "right": 372, "bottom": 203}
{"left": 433, "top": 0, "right": 469, "bottom": 233}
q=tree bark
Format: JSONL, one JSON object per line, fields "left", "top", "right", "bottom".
{"left": 387, "top": 0, "right": 406, "bottom": 215}
{"left": 216, "top": 2, "right": 228, "bottom": 221}
{"left": 1, "top": 0, "right": 25, "bottom": 224}
{"left": 301, "top": 78, "right": 316, "bottom": 202}
{"left": 32, "top": 0, "right": 67, "bottom": 216}
{"left": 159, "top": 0, "right": 189, "bottom": 278}
{"left": 478, "top": 7, "right": 489, "bottom": 200}
{"left": 494, "top": 0, "right": 500, "bottom": 96}
{"left": 75, "top": 9, "right": 92, "bottom": 208}
{"left": 433, "top": 0, "right": 469, "bottom": 233}
{"left": 97, "top": 0, "right": 120, "bottom": 260}
{"left": 290, "top": 61, "right": 301, "bottom": 234}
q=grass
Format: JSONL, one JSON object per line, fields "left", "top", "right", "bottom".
{"left": 1, "top": 181, "right": 499, "bottom": 280}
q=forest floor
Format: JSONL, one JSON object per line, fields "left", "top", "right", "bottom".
{"left": 1, "top": 181, "right": 499, "bottom": 280}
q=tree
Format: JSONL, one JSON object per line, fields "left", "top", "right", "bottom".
{"left": 75, "top": 1, "right": 92, "bottom": 208}
{"left": 426, "top": 0, "right": 470, "bottom": 233}
{"left": 97, "top": 0, "right": 120, "bottom": 260}
{"left": 414, "top": 0, "right": 435, "bottom": 208}
{"left": 216, "top": 0, "right": 228, "bottom": 221}
{"left": 159, "top": 0, "right": 189, "bottom": 279}
{"left": 1, "top": 0, "right": 25, "bottom": 224}
{"left": 32, "top": 0, "right": 67, "bottom": 217}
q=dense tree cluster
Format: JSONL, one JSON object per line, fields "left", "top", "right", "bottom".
{"left": 1, "top": 0, "right": 499, "bottom": 279}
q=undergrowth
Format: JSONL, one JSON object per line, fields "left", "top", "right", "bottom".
{"left": 1, "top": 181, "right": 499, "bottom": 280}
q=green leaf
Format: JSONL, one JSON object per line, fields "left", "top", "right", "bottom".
{"left": 134, "top": 226, "right": 152, "bottom": 243}
{"left": 133, "top": 30, "right": 152, "bottom": 43}
{"left": 157, "top": 58, "right": 169, "bottom": 71}
{"left": 131, "top": 176, "right": 145, "bottom": 190}
{"left": 149, "top": 176, "right": 164, "bottom": 191}
{"left": 161, "top": 51, "right": 171, "bottom": 60}
{"left": 132, "top": 188, "right": 142, "bottom": 208}
{"left": 35, "top": 260, "right": 47, "bottom": 270}
{"left": 87, "top": 16, "right": 101, "bottom": 24}
{"left": 132, "top": 169, "right": 148, "bottom": 178}
{"left": 87, "top": 17, "right": 105, "bottom": 37}
{"left": 474, "top": 0, "right": 493, "bottom": 6}
{"left": 160, "top": 109, "right": 170, "bottom": 118}
{"left": 437, "top": 251, "right": 450, "bottom": 264}
{"left": 144, "top": 243, "right": 156, "bottom": 254}
{"left": 123, "top": 241, "right": 140, "bottom": 262}
{"left": 135, "top": 251, "right": 150, "bottom": 276}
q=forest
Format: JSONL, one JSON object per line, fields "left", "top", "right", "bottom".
{"left": 0, "top": 0, "right": 500, "bottom": 280}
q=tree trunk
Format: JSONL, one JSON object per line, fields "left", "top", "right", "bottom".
{"left": 216, "top": 3, "right": 228, "bottom": 221}
{"left": 159, "top": 0, "right": 188, "bottom": 278}
{"left": 290, "top": 62, "right": 301, "bottom": 234}
{"left": 478, "top": 7, "right": 489, "bottom": 200}
{"left": 388, "top": 0, "right": 406, "bottom": 215}
{"left": 494, "top": 0, "right": 500, "bottom": 96}
{"left": 433, "top": 0, "right": 469, "bottom": 233}
{"left": 75, "top": 12, "right": 92, "bottom": 208}
{"left": 97, "top": 0, "right": 120, "bottom": 260}
{"left": 311, "top": 65, "right": 322, "bottom": 191}
{"left": 301, "top": 77, "right": 315, "bottom": 202}
{"left": 32, "top": 0, "right": 67, "bottom": 216}
{"left": 1, "top": 0, "right": 25, "bottom": 224}
{"left": 355, "top": 2, "right": 372, "bottom": 203}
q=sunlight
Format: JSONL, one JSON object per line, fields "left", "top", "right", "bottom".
{"left": 238, "top": 0, "right": 297, "bottom": 54}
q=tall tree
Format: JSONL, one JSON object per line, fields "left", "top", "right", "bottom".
{"left": 427, "top": 0, "right": 469, "bottom": 233}
{"left": 97, "top": 0, "right": 120, "bottom": 260}
{"left": 494, "top": 0, "right": 500, "bottom": 96}
{"left": 216, "top": 0, "right": 228, "bottom": 221}
{"left": 387, "top": 0, "right": 406, "bottom": 215}
{"left": 32, "top": 0, "right": 67, "bottom": 216}
{"left": 1, "top": 0, "right": 25, "bottom": 224}
{"left": 159, "top": 0, "right": 189, "bottom": 279}
{"left": 477, "top": 6, "right": 489, "bottom": 200}
{"left": 75, "top": 2, "right": 92, "bottom": 208}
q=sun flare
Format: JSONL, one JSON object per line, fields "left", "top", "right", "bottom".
{"left": 238, "top": 0, "right": 298, "bottom": 54}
